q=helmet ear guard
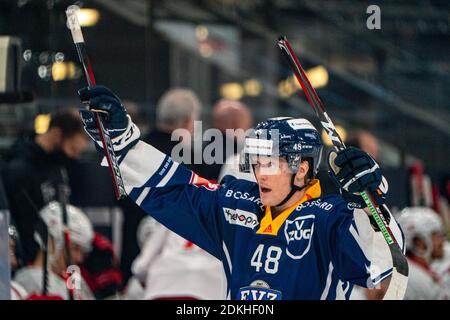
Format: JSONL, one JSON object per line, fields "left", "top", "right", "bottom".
{"left": 285, "top": 154, "right": 301, "bottom": 173}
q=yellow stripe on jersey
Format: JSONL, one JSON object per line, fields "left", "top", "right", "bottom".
{"left": 256, "top": 179, "right": 322, "bottom": 236}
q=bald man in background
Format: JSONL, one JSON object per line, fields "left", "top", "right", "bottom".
{"left": 193, "top": 99, "right": 253, "bottom": 182}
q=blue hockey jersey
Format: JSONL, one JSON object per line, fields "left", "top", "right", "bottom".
{"left": 113, "top": 141, "right": 404, "bottom": 300}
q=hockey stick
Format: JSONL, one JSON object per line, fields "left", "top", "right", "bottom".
{"left": 56, "top": 168, "right": 74, "bottom": 300}
{"left": 20, "top": 189, "right": 49, "bottom": 296}
{"left": 277, "top": 36, "right": 408, "bottom": 300}
{"left": 40, "top": 220, "right": 49, "bottom": 296}
{"left": 66, "top": 5, "right": 126, "bottom": 200}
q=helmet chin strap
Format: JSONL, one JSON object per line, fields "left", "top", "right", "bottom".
{"left": 275, "top": 175, "right": 308, "bottom": 207}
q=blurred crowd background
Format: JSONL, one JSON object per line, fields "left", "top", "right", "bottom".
{"left": 0, "top": 0, "right": 449, "bottom": 300}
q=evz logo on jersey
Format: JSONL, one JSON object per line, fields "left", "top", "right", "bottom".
{"left": 284, "top": 215, "right": 315, "bottom": 260}
{"left": 238, "top": 280, "right": 281, "bottom": 300}
{"left": 223, "top": 208, "right": 259, "bottom": 229}
{"left": 238, "top": 287, "right": 281, "bottom": 300}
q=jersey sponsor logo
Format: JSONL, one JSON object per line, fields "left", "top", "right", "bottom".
{"left": 238, "top": 280, "right": 281, "bottom": 300}
{"left": 223, "top": 208, "right": 259, "bottom": 229}
{"left": 286, "top": 118, "right": 315, "bottom": 131}
{"left": 296, "top": 198, "right": 333, "bottom": 211}
{"left": 224, "top": 190, "right": 263, "bottom": 209}
{"left": 284, "top": 215, "right": 315, "bottom": 260}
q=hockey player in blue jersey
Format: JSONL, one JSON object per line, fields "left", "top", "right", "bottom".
{"left": 78, "top": 86, "right": 405, "bottom": 300}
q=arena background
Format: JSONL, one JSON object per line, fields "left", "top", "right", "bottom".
{"left": 0, "top": 0, "right": 449, "bottom": 300}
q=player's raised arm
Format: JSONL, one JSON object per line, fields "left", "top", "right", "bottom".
{"left": 327, "top": 148, "right": 405, "bottom": 293}
{"left": 77, "top": 85, "right": 226, "bottom": 259}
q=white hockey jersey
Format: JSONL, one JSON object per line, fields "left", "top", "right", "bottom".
{"left": 14, "top": 266, "right": 94, "bottom": 300}
{"left": 431, "top": 241, "right": 450, "bottom": 296}
{"left": 10, "top": 280, "right": 28, "bottom": 300}
{"left": 123, "top": 276, "right": 145, "bottom": 300}
{"left": 132, "top": 223, "right": 226, "bottom": 300}
{"left": 404, "top": 257, "right": 448, "bottom": 300}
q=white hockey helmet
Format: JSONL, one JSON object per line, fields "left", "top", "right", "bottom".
{"left": 397, "top": 207, "right": 444, "bottom": 262}
{"left": 136, "top": 216, "right": 159, "bottom": 248}
{"left": 39, "top": 202, "right": 94, "bottom": 253}
{"left": 37, "top": 202, "right": 64, "bottom": 255}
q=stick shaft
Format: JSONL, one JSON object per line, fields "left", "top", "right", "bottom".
{"left": 277, "top": 37, "right": 409, "bottom": 285}
{"left": 66, "top": 7, "right": 126, "bottom": 200}
{"left": 277, "top": 36, "right": 398, "bottom": 242}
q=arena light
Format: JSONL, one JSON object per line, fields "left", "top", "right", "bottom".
{"left": 321, "top": 125, "right": 347, "bottom": 147}
{"left": 278, "top": 79, "right": 295, "bottom": 98}
{"left": 196, "top": 25, "right": 209, "bottom": 41}
{"left": 243, "top": 79, "right": 262, "bottom": 97}
{"left": 77, "top": 8, "right": 100, "bottom": 27}
{"left": 220, "top": 82, "right": 244, "bottom": 100}
{"left": 52, "top": 62, "right": 66, "bottom": 81}
{"left": 51, "top": 62, "right": 76, "bottom": 81}
{"left": 305, "top": 65, "right": 329, "bottom": 88}
{"left": 34, "top": 114, "right": 51, "bottom": 134}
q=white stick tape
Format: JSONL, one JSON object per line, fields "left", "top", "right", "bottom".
{"left": 66, "top": 5, "right": 84, "bottom": 44}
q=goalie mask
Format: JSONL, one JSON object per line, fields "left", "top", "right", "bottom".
{"left": 240, "top": 117, "right": 323, "bottom": 206}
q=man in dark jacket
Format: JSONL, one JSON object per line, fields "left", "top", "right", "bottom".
{"left": 1, "top": 108, "right": 88, "bottom": 263}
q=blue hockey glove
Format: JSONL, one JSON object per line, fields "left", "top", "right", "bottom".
{"left": 78, "top": 85, "right": 140, "bottom": 155}
{"left": 327, "top": 147, "right": 387, "bottom": 209}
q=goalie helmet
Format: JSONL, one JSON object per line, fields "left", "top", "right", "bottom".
{"left": 397, "top": 207, "right": 445, "bottom": 262}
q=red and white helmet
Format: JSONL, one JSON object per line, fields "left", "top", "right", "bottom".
{"left": 39, "top": 202, "right": 94, "bottom": 253}
{"left": 397, "top": 207, "right": 444, "bottom": 262}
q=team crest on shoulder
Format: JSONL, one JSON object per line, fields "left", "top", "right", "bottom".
{"left": 284, "top": 215, "right": 315, "bottom": 260}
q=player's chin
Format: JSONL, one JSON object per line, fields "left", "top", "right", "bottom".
{"left": 260, "top": 194, "right": 276, "bottom": 207}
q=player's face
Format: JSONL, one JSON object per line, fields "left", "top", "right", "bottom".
{"left": 254, "top": 156, "right": 293, "bottom": 207}
{"left": 61, "top": 133, "right": 89, "bottom": 159}
{"left": 70, "top": 243, "right": 86, "bottom": 265}
{"left": 431, "top": 231, "right": 445, "bottom": 259}
{"left": 9, "top": 239, "right": 18, "bottom": 270}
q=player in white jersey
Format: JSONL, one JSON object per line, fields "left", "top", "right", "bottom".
{"left": 14, "top": 202, "right": 94, "bottom": 300}
{"left": 397, "top": 207, "right": 449, "bottom": 299}
{"left": 131, "top": 219, "right": 226, "bottom": 300}
{"left": 8, "top": 224, "right": 28, "bottom": 300}
{"left": 431, "top": 230, "right": 450, "bottom": 295}
{"left": 123, "top": 216, "right": 156, "bottom": 299}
